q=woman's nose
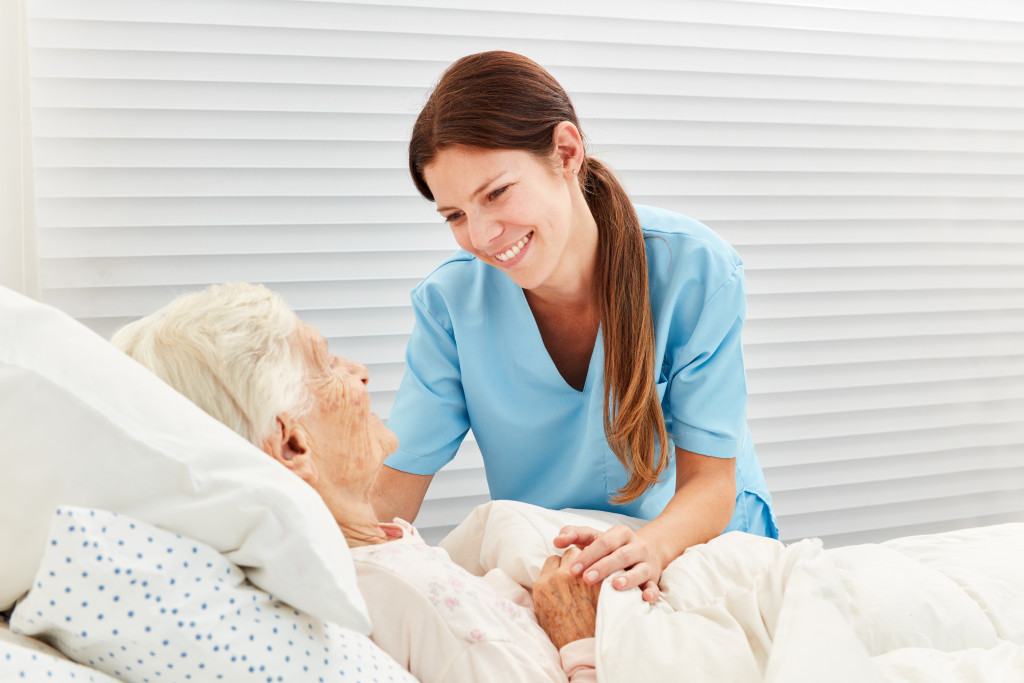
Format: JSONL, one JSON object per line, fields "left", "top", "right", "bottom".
{"left": 467, "top": 214, "right": 502, "bottom": 251}
{"left": 340, "top": 357, "right": 369, "bottom": 385}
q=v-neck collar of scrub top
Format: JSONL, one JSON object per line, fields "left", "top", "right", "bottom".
{"left": 509, "top": 282, "right": 603, "bottom": 397}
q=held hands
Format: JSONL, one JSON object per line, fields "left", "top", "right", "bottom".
{"left": 553, "top": 525, "right": 663, "bottom": 603}
{"left": 532, "top": 547, "right": 601, "bottom": 650}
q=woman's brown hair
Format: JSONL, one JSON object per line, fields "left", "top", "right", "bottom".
{"left": 409, "top": 51, "right": 669, "bottom": 503}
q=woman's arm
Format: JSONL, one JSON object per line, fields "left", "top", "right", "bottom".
{"left": 371, "top": 465, "right": 434, "bottom": 523}
{"left": 554, "top": 446, "right": 735, "bottom": 602}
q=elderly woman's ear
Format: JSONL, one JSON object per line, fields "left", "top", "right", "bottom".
{"left": 262, "top": 415, "right": 319, "bottom": 485}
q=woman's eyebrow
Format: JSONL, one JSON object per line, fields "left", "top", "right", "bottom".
{"left": 436, "top": 173, "right": 504, "bottom": 213}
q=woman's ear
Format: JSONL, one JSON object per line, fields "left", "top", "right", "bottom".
{"left": 551, "top": 121, "right": 585, "bottom": 175}
{"left": 262, "top": 415, "right": 319, "bottom": 486}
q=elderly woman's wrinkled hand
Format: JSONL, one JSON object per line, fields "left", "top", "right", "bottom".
{"left": 532, "top": 547, "right": 601, "bottom": 650}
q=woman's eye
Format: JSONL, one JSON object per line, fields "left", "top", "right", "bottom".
{"left": 488, "top": 185, "right": 508, "bottom": 201}
{"left": 444, "top": 211, "right": 464, "bottom": 224}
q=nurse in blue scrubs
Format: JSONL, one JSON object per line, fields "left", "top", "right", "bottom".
{"left": 372, "top": 51, "right": 778, "bottom": 602}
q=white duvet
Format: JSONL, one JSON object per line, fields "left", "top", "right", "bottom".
{"left": 440, "top": 501, "right": 1024, "bottom": 683}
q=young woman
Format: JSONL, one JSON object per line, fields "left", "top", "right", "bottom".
{"left": 374, "top": 51, "right": 778, "bottom": 602}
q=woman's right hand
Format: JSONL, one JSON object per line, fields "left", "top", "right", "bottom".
{"left": 554, "top": 524, "right": 662, "bottom": 603}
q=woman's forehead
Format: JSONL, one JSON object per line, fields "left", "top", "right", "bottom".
{"left": 294, "top": 322, "right": 329, "bottom": 363}
{"left": 425, "top": 147, "right": 537, "bottom": 205}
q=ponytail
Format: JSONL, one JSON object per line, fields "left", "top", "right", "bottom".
{"left": 581, "top": 157, "right": 670, "bottom": 502}
{"left": 410, "top": 51, "right": 669, "bottom": 503}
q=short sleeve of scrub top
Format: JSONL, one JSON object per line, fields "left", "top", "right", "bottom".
{"left": 386, "top": 205, "right": 777, "bottom": 535}
{"left": 645, "top": 210, "right": 750, "bottom": 458}
{"left": 385, "top": 274, "right": 471, "bottom": 470}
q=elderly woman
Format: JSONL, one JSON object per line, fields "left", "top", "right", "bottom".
{"left": 110, "top": 282, "right": 600, "bottom": 683}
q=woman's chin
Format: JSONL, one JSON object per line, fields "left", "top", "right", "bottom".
{"left": 377, "top": 427, "right": 400, "bottom": 460}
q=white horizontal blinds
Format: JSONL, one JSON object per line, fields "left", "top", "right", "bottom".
{"left": 24, "top": 0, "right": 488, "bottom": 545}
{"left": 586, "top": 3, "right": 1024, "bottom": 545}
{"left": 27, "top": 0, "right": 1024, "bottom": 546}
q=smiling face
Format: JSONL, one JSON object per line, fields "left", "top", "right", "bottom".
{"left": 293, "top": 322, "right": 398, "bottom": 494}
{"left": 423, "top": 143, "right": 597, "bottom": 298}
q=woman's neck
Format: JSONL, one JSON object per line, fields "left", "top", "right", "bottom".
{"left": 528, "top": 190, "right": 600, "bottom": 309}
{"left": 331, "top": 496, "right": 390, "bottom": 547}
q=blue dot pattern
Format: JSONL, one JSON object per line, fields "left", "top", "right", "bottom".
{"left": 1, "top": 625, "right": 123, "bottom": 682}
{"left": 10, "top": 507, "right": 417, "bottom": 683}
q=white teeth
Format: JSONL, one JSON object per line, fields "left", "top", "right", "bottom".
{"left": 494, "top": 233, "right": 531, "bottom": 262}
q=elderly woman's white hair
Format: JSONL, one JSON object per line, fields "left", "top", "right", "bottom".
{"left": 111, "top": 282, "right": 313, "bottom": 446}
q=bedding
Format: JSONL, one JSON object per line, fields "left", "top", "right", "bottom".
{"left": 4, "top": 286, "right": 1021, "bottom": 682}
{"left": 440, "top": 500, "right": 1024, "bottom": 683}
{"left": 7, "top": 504, "right": 1023, "bottom": 683}
{"left": 9, "top": 506, "right": 415, "bottom": 683}
{"left": 1, "top": 620, "right": 123, "bottom": 682}
{"left": 0, "top": 285, "right": 369, "bottom": 633}
{"left": 351, "top": 518, "right": 574, "bottom": 683}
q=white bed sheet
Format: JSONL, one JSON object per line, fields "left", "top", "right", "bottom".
{"left": 440, "top": 500, "right": 1024, "bottom": 683}
{"left": 9, "top": 500, "right": 1024, "bottom": 683}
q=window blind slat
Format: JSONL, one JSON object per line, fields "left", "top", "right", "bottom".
{"left": 26, "top": 0, "right": 1024, "bottom": 547}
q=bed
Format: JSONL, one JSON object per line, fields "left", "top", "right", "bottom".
{"left": 441, "top": 501, "right": 1024, "bottom": 682}
{"left": 2, "top": 284, "right": 1023, "bottom": 682}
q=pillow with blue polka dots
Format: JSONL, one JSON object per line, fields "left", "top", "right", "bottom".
{"left": 11, "top": 506, "right": 417, "bottom": 683}
{"left": 1, "top": 622, "right": 123, "bottom": 683}
{"left": 0, "top": 286, "right": 368, "bottom": 633}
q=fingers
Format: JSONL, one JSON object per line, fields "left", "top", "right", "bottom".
{"left": 608, "top": 562, "right": 654, "bottom": 592}
{"left": 552, "top": 525, "right": 601, "bottom": 550}
{"left": 539, "top": 547, "right": 581, "bottom": 584}
{"left": 558, "top": 546, "right": 581, "bottom": 566}
{"left": 539, "top": 553, "right": 561, "bottom": 577}
{"left": 640, "top": 580, "right": 660, "bottom": 604}
{"left": 551, "top": 526, "right": 664, "bottom": 603}
{"left": 571, "top": 525, "right": 640, "bottom": 582}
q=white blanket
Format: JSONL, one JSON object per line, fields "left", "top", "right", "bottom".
{"left": 439, "top": 501, "right": 1024, "bottom": 683}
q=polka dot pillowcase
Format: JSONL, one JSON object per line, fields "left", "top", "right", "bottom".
{"left": 1, "top": 624, "right": 123, "bottom": 683}
{"left": 11, "top": 507, "right": 416, "bottom": 683}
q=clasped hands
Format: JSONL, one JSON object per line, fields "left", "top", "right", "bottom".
{"left": 555, "top": 524, "right": 663, "bottom": 603}
{"left": 533, "top": 525, "right": 663, "bottom": 650}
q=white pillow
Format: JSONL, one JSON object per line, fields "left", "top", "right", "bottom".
{"left": 0, "top": 286, "right": 370, "bottom": 633}
{"left": 11, "top": 507, "right": 415, "bottom": 682}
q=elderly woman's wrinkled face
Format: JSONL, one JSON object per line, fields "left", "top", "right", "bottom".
{"left": 294, "top": 322, "right": 398, "bottom": 490}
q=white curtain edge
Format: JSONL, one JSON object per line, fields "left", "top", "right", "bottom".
{"left": 0, "top": 0, "right": 40, "bottom": 299}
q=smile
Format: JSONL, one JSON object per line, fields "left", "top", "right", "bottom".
{"left": 493, "top": 232, "right": 532, "bottom": 262}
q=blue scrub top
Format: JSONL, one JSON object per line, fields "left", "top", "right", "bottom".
{"left": 386, "top": 205, "right": 777, "bottom": 536}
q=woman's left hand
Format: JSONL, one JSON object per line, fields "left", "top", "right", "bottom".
{"left": 553, "top": 525, "right": 663, "bottom": 603}
{"left": 533, "top": 547, "right": 602, "bottom": 649}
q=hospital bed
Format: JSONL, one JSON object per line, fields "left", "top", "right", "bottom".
{"left": 2, "top": 285, "right": 1022, "bottom": 682}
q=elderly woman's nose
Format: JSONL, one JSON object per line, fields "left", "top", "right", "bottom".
{"left": 340, "top": 357, "right": 370, "bottom": 384}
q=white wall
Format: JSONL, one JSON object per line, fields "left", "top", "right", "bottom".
{"left": 20, "top": 0, "right": 1024, "bottom": 546}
